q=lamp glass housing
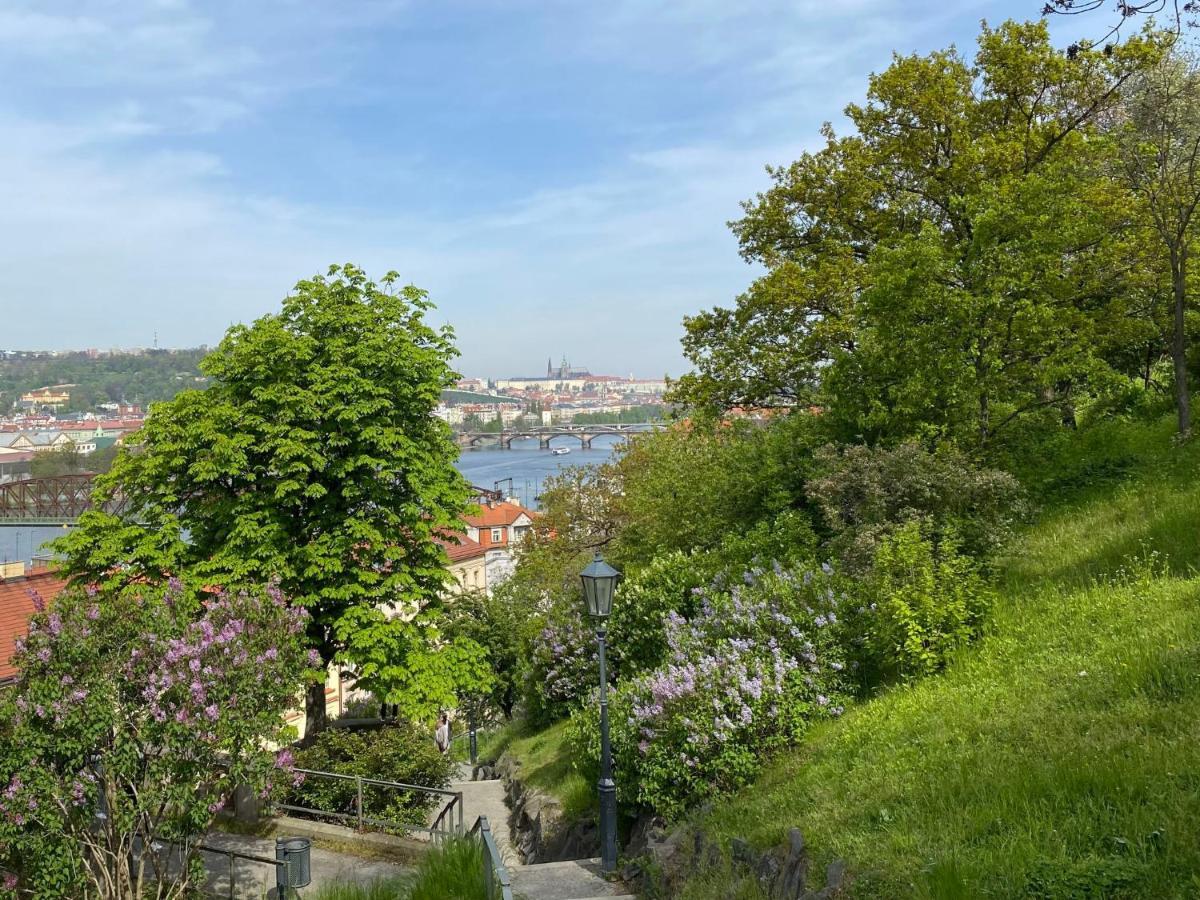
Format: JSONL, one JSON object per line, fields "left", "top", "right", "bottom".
{"left": 580, "top": 552, "right": 620, "bottom": 620}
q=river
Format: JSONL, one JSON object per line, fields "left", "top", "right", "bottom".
{"left": 0, "top": 434, "right": 628, "bottom": 566}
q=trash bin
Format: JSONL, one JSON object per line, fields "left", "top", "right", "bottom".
{"left": 275, "top": 837, "right": 312, "bottom": 890}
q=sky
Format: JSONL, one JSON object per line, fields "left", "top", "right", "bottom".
{"left": 0, "top": 0, "right": 1071, "bottom": 378}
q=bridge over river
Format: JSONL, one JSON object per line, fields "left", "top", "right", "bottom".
{"left": 0, "top": 474, "right": 129, "bottom": 527}
{"left": 457, "top": 422, "right": 663, "bottom": 450}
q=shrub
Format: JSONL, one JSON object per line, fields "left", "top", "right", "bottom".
{"left": 0, "top": 580, "right": 316, "bottom": 899}
{"left": 524, "top": 606, "right": 600, "bottom": 726}
{"left": 283, "top": 722, "right": 454, "bottom": 830}
{"left": 808, "top": 441, "right": 1024, "bottom": 572}
{"left": 608, "top": 551, "right": 708, "bottom": 678}
{"left": 569, "top": 561, "right": 853, "bottom": 819}
{"left": 850, "top": 521, "right": 993, "bottom": 683}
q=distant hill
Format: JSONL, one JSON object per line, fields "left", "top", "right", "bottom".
{"left": 0, "top": 349, "right": 209, "bottom": 413}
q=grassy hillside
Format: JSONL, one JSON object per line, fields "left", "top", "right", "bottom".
{"left": 679, "top": 416, "right": 1200, "bottom": 898}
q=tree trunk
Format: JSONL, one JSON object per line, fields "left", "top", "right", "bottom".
{"left": 305, "top": 678, "right": 328, "bottom": 737}
{"left": 978, "top": 391, "right": 990, "bottom": 446}
{"left": 1171, "top": 245, "right": 1192, "bottom": 437}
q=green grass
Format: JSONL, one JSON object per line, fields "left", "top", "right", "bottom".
{"left": 311, "top": 838, "right": 494, "bottom": 900}
{"left": 501, "top": 719, "right": 595, "bottom": 821}
{"left": 310, "top": 877, "right": 412, "bottom": 900}
{"left": 677, "top": 416, "right": 1200, "bottom": 898}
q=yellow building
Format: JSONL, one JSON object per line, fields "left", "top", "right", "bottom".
{"left": 19, "top": 385, "right": 73, "bottom": 409}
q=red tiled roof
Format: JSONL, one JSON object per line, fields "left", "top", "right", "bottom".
{"left": 435, "top": 534, "right": 486, "bottom": 562}
{"left": 0, "top": 568, "right": 67, "bottom": 682}
{"left": 464, "top": 501, "right": 534, "bottom": 528}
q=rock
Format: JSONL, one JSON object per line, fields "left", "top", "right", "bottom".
{"left": 755, "top": 851, "right": 783, "bottom": 889}
{"left": 775, "top": 828, "right": 808, "bottom": 899}
{"left": 805, "top": 859, "right": 848, "bottom": 899}
{"left": 731, "top": 836, "right": 759, "bottom": 871}
{"left": 694, "top": 829, "right": 722, "bottom": 870}
{"left": 496, "top": 751, "right": 597, "bottom": 865}
{"left": 626, "top": 812, "right": 669, "bottom": 858}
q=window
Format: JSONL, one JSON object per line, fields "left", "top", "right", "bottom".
{"left": 491, "top": 528, "right": 503, "bottom": 543}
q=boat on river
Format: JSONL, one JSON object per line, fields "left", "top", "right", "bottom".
{"left": 551, "top": 447, "right": 571, "bottom": 456}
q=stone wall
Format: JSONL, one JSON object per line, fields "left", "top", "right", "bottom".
{"left": 485, "top": 753, "right": 599, "bottom": 864}
{"left": 623, "top": 814, "right": 847, "bottom": 899}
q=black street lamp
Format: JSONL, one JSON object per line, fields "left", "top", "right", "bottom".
{"left": 580, "top": 551, "right": 621, "bottom": 873}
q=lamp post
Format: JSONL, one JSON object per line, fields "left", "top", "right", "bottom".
{"left": 580, "top": 551, "right": 621, "bottom": 874}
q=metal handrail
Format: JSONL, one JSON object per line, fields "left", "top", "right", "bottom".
{"left": 470, "top": 816, "right": 514, "bottom": 900}
{"left": 195, "top": 842, "right": 286, "bottom": 900}
{"left": 292, "top": 768, "right": 460, "bottom": 797}
{"left": 428, "top": 791, "right": 464, "bottom": 844}
{"left": 276, "top": 768, "right": 463, "bottom": 842}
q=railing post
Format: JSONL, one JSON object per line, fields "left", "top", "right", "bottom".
{"left": 457, "top": 791, "right": 464, "bottom": 835}
{"left": 355, "top": 776, "right": 364, "bottom": 832}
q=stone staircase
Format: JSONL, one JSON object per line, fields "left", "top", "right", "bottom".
{"left": 450, "top": 765, "right": 630, "bottom": 900}
{"left": 510, "top": 858, "right": 630, "bottom": 900}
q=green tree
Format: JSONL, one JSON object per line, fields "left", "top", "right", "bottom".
{"left": 54, "top": 265, "right": 487, "bottom": 733}
{"left": 29, "top": 446, "right": 84, "bottom": 478}
{"left": 672, "top": 22, "right": 1160, "bottom": 450}
{"left": 1119, "top": 43, "right": 1200, "bottom": 436}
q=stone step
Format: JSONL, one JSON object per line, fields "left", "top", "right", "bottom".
{"left": 510, "top": 858, "right": 632, "bottom": 900}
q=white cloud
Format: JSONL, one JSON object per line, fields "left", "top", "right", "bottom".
{"left": 0, "top": 10, "right": 107, "bottom": 47}
{"left": 0, "top": 0, "right": 1023, "bottom": 375}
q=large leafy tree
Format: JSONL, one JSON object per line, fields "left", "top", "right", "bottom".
{"left": 1119, "top": 44, "right": 1200, "bottom": 436}
{"left": 56, "top": 265, "right": 486, "bottom": 732}
{"left": 673, "top": 21, "right": 1159, "bottom": 450}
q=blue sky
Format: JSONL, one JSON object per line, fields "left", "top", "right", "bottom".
{"left": 1, "top": 0, "right": 1056, "bottom": 377}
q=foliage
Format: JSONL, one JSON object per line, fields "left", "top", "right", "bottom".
{"left": 671, "top": 22, "right": 1163, "bottom": 452}
{"left": 675, "top": 412, "right": 1200, "bottom": 899}
{"left": 310, "top": 837, "right": 493, "bottom": 900}
{"left": 611, "top": 419, "right": 819, "bottom": 568}
{"left": 525, "top": 605, "right": 601, "bottom": 726}
{"left": 807, "top": 442, "right": 1024, "bottom": 572}
{"left": 569, "top": 561, "right": 852, "bottom": 819}
{"left": 310, "top": 878, "right": 414, "bottom": 900}
{"left": 0, "top": 348, "right": 209, "bottom": 414}
{"left": 405, "top": 836, "right": 496, "bottom": 900}
{"left": 284, "top": 722, "right": 454, "bottom": 830}
{"left": 607, "top": 551, "right": 709, "bottom": 678}
{"left": 1118, "top": 42, "right": 1200, "bottom": 436}
{"left": 0, "top": 580, "right": 316, "bottom": 900}
{"left": 521, "top": 551, "right": 713, "bottom": 723}
{"left": 852, "top": 522, "right": 993, "bottom": 684}
{"left": 53, "top": 264, "right": 487, "bottom": 732}
{"left": 443, "top": 588, "right": 530, "bottom": 720}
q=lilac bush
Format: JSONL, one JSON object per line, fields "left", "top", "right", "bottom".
{"left": 0, "top": 579, "right": 318, "bottom": 900}
{"left": 569, "top": 562, "right": 853, "bottom": 818}
{"left": 526, "top": 610, "right": 599, "bottom": 724}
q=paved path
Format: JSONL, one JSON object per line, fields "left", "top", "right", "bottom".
{"left": 451, "top": 765, "right": 630, "bottom": 900}
{"left": 450, "top": 764, "right": 520, "bottom": 868}
{"left": 511, "top": 858, "right": 631, "bottom": 900}
{"left": 198, "top": 830, "right": 412, "bottom": 898}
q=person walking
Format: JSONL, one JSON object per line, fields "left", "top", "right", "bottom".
{"left": 435, "top": 712, "right": 450, "bottom": 755}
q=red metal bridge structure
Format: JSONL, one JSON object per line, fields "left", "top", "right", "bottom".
{"left": 0, "top": 474, "right": 128, "bottom": 526}
{"left": 0, "top": 475, "right": 505, "bottom": 526}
